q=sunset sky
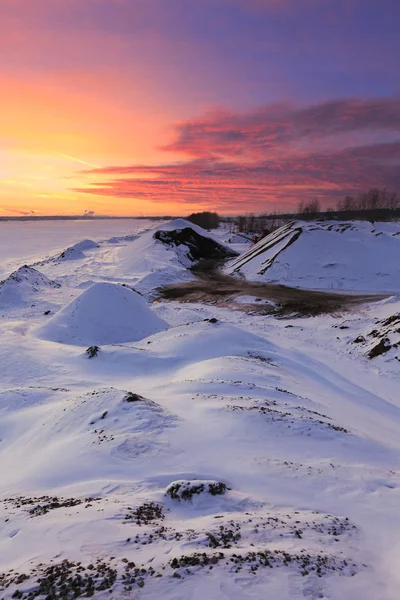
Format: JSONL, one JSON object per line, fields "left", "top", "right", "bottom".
{"left": 1, "top": 0, "right": 400, "bottom": 216}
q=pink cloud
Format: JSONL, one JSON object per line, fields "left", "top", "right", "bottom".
{"left": 75, "top": 97, "right": 400, "bottom": 212}
{"left": 161, "top": 98, "right": 400, "bottom": 159}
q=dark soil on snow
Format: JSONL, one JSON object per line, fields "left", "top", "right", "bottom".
{"left": 154, "top": 228, "right": 238, "bottom": 261}
{"left": 158, "top": 261, "right": 387, "bottom": 317}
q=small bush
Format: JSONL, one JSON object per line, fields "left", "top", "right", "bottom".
{"left": 86, "top": 346, "right": 100, "bottom": 358}
{"left": 166, "top": 480, "right": 228, "bottom": 501}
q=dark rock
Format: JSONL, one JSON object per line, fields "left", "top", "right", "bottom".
{"left": 368, "top": 338, "right": 392, "bottom": 359}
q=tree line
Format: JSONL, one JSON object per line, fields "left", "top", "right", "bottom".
{"left": 185, "top": 189, "right": 400, "bottom": 237}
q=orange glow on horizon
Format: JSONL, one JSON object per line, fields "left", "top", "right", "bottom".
{"left": 0, "top": 70, "right": 190, "bottom": 217}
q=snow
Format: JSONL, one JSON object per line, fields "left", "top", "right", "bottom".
{"left": 35, "top": 282, "right": 169, "bottom": 346}
{"left": 225, "top": 220, "right": 400, "bottom": 293}
{"left": 56, "top": 245, "right": 86, "bottom": 261}
{"left": 0, "top": 265, "right": 60, "bottom": 308}
{"left": 53, "top": 239, "right": 100, "bottom": 261}
{"left": 0, "top": 218, "right": 400, "bottom": 600}
{"left": 70, "top": 239, "right": 100, "bottom": 252}
{"left": 227, "top": 233, "right": 253, "bottom": 244}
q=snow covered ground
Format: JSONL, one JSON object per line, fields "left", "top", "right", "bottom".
{"left": 0, "top": 219, "right": 400, "bottom": 600}
{"left": 225, "top": 220, "right": 400, "bottom": 293}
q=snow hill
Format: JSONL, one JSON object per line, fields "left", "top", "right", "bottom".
{"left": 225, "top": 220, "right": 400, "bottom": 293}
{"left": 0, "top": 265, "right": 60, "bottom": 308}
{"left": 35, "top": 282, "right": 169, "bottom": 346}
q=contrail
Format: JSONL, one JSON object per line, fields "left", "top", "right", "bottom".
{"left": 54, "top": 152, "right": 100, "bottom": 169}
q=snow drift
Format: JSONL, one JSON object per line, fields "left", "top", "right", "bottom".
{"left": 225, "top": 220, "right": 400, "bottom": 293}
{"left": 35, "top": 282, "right": 169, "bottom": 346}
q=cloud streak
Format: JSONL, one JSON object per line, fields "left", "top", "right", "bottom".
{"left": 161, "top": 98, "right": 400, "bottom": 159}
{"left": 77, "top": 98, "right": 400, "bottom": 212}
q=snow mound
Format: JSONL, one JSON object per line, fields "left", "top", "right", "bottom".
{"left": 53, "top": 388, "right": 175, "bottom": 447}
{"left": 117, "top": 219, "right": 237, "bottom": 296}
{"left": 70, "top": 239, "right": 100, "bottom": 252}
{"left": 35, "top": 282, "right": 169, "bottom": 346}
{"left": 154, "top": 218, "right": 237, "bottom": 261}
{"left": 0, "top": 265, "right": 60, "bottom": 307}
{"left": 53, "top": 239, "right": 99, "bottom": 262}
{"left": 154, "top": 227, "right": 237, "bottom": 262}
{"left": 56, "top": 246, "right": 85, "bottom": 261}
{"left": 225, "top": 220, "right": 400, "bottom": 293}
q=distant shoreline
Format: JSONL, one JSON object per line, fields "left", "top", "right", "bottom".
{"left": 0, "top": 215, "right": 176, "bottom": 222}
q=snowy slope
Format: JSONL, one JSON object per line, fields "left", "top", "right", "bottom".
{"left": 225, "top": 220, "right": 400, "bottom": 293}
{"left": 1, "top": 220, "right": 400, "bottom": 600}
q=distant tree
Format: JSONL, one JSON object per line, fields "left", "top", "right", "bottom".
{"left": 224, "top": 216, "right": 235, "bottom": 233}
{"left": 337, "top": 195, "right": 356, "bottom": 211}
{"left": 187, "top": 211, "right": 220, "bottom": 230}
{"left": 298, "top": 199, "right": 320, "bottom": 217}
{"left": 337, "top": 189, "right": 400, "bottom": 212}
{"left": 246, "top": 213, "right": 255, "bottom": 233}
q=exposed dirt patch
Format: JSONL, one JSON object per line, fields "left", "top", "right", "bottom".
{"left": 125, "top": 502, "right": 165, "bottom": 525}
{"left": 159, "top": 264, "right": 386, "bottom": 317}
{"left": 3, "top": 495, "right": 100, "bottom": 517}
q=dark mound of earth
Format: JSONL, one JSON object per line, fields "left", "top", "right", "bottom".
{"left": 154, "top": 228, "right": 238, "bottom": 262}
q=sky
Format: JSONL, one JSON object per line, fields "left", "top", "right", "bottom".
{"left": 1, "top": 0, "right": 400, "bottom": 217}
